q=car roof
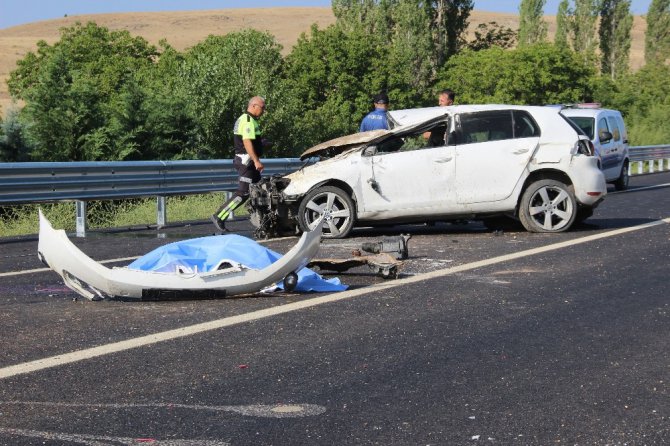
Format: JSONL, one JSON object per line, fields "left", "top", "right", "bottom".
{"left": 560, "top": 107, "right": 622, "bottom": 117}
{"left": 299, "top": 104, "right": 566, "bottom": 160}
{"left": 388, "top": 104, "right": 559, "bottom": 127}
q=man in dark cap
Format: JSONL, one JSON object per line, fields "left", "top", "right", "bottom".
{"left": 359, "top": 92, "right": 390, "bottom": 132}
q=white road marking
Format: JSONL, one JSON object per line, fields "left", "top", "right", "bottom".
{"left": 0, "top": 401, "right": 326, "bottom": 418}
{"left": 0, "top": 217, "right": 668, "bottom": 380}
{"left": 0, "top": 427, "right": 230, "bottom": 445}
{"left": 609, "top": 182, "right": 670, "bottom": 194}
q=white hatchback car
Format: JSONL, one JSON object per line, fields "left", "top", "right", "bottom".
{"left": 561, "top": 105, "right": 630, "bottom": 190}
{"left": 248, "top": 105, "right": 607, "bottom": 238}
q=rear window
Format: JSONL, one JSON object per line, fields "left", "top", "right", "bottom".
{"left": 564, "top": 116, "right": 594, "bottom": 139}
{"left": 457, "top": 110, "right": 539, "bottom": 144}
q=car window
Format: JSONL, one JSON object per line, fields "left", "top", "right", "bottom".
{"left": 458, "top": 111, "right": 513, "bottom": 144}
{"left": 512, "top": 110, "right": 540, "bottom": 138}
{"left": 374, "top": 118, "right": 451, "bottom": 154}
{"left": 607, "top": 116, "right": 621, "bottom": 141}
{"left": 564, "top": 116, "right": 594, "bottom": 139}
{"left": 598, "top": 117, "right": 610, "bottom": 142}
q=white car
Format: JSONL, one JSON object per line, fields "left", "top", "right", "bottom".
{"left": 248, "top": 105, "right": 607, "bottom": 239}
{"left": 560, "top": 105, "right": 630, "bottom": 190}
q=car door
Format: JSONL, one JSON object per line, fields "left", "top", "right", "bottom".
{"left": 606, "top": 115, "right": 624, "bottom": 175}
{"left": 359, "top": 135, "right": 455, "bottom": 215}
{"left": 596, "top": 116, "right": 617, "bottom": 178}
{"left": 454, "top": 110, "right": 539, "bottom": 204}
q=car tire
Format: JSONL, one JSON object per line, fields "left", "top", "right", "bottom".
{"left": 519, "top": 179, "right": 577, "bottom": 233}
{"left": 297, "top": 186, "right": 355, "bottom": 239}
{"left": 613, "top": 161, "right": 629, "bottom": 191}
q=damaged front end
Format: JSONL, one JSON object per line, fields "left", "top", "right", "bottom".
{"left": 247, "top": 175, "right": 300, "bottom": 239}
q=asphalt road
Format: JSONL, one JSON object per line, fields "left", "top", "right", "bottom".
{"left": 0, "top": 172, "right": 669, "bottom": 445}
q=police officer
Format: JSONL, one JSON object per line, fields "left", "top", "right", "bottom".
{"left": 211, "top": 96, "right": 271, "bottom": 232}
{"left": 359, "top": 93, "right": 390, "bottom": 132}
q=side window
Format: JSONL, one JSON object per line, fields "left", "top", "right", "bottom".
{"left": 374, "top": 118, "right": 451, "bottom": 153}
{"left": 598, "top": 117, "right": 610, "bottom": 143}
{"left": 607, "top": 116, "right": 621, "bottom": 141}
{"left": 512, "top": 110, "right": 540, "bottom": 138}
{"left": 458, "top": 111, "right": 513, "bottom": 144}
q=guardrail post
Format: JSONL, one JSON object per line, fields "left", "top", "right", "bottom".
{"left": 76, "top": 200, "right": 87, "bottom": 237}
{"left": 157, "top": 196, "right": 166, "bottom": 228}
{"left": 637, "top": 161, "right": 643, "bottom": 175}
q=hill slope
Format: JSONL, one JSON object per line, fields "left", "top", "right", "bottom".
{"left": 0, "top": 7, "right": 648, "bottom": 116}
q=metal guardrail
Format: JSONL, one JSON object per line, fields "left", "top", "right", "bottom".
{"left": 0, "top": 158, "right": 306, "bottom": 236}
{"left": 628, "top": 145, "right": 670, "bottom": 175}
{"left": 0, "top": 146, "right": 668, "bottom": 237}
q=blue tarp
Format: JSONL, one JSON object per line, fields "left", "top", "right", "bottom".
{"left": 127, "top": 234, "right": 347, "bottom": 292}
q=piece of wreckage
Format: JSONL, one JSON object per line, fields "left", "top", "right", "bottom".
{"left": 37, "top": 210, "right": 346, "bottom": 301}
{"left": 308, "top": 235, "right": 411, "bottom": 280}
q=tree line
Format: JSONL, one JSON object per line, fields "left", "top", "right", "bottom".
{"left": 1, "top": 0, "right": 670, "bottom": 162}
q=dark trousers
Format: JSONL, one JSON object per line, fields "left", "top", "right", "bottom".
{"left": 213, "top": 155, "right": 261, "bottom": 221}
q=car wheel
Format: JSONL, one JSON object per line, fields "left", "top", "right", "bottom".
{"left": 519, "top": 179, "right": 577, "bottom": 233}
{"left": 613, "top": 161, "right": 629, "bottom": 191}
{"left": 298, "top": 186, "right": 355, "bottom": 239}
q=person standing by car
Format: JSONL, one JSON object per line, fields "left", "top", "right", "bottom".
{"left": 424, "top": 89, "right": 456, "bottom": 146}
{"left": 360, "top": 93, "right": 390, "bottom": 132}
{"left": 211, "top": 96, "right": 271, "bottom": 232}
{"left": 437, "top": 89, "right": 455, "bottom": 106}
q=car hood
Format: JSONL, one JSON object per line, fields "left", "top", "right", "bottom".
{"left": 299, "top": 130, "right": 388, "bottom": 160}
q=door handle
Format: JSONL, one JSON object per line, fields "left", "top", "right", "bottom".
{"left": 435, "top": 157, "right": 453, "bottom": 163}
{"left": 513, "top": 148, "right": 530, "bottom": 155}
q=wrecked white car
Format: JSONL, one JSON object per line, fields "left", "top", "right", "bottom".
{"left": 37, "top": 210, "right": 324, "bottom": 301}
{"left": 248, "top": 105, "right": 607, "bottom": 239}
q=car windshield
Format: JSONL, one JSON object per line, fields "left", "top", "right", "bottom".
{"left": 563, "top": 115, "right": 594, "bottom": 139}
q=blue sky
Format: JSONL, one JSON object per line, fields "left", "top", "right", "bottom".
{"left": 0, "top": 0, "right": 654, "bottom": 30}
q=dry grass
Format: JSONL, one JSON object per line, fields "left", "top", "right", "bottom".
{"left": 0, "top": 7, "right": 648, "bottom": 116}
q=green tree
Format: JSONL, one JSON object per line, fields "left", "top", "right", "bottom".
{"left": 645, "top": 0, "right": 670, "bottom": 64}
{"left": 599, "top": 0, "right": 633, "bottom": 79}
{"left": 332, "top": 0, "right": 395, "bottom": 36}
{"left": 332, "top": 0, "right": 472, "bottom": 69}
{"left": 607, "top": 63, "right": 670, "bottom": 144}
{"left": 518, "top": 0, "right": 548, "bottom": 46}
{"left": 386, "top": 1, "right": 435, "bottom": 104}
{"left": 555, "top": 0, "right": 571, "bottom": 48}
{"left": 1, "top": 106, "right": 31, "bottom": 162}
{"left": 7, "top": 22, "right": 159, "bottom": 161}
{"left": 571, "top": 0, "right": 601, "bottom": 65}
{"left": 178, "top": 30, "right": 285, "bottom": 159}
{"left": 432, "top": 0, "right": 474, "bottom": 65}
{"left": 279, "top": 24, "right": 387, "bottom": 152}
{"left": 437, "top": 43, "right": 595, "bottom": 104}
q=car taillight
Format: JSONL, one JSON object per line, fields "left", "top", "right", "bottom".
{"left": 574, "top": 140, "right": 594, "bottom": 156}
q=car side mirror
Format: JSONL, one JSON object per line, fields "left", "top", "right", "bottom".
{"left": 599, "top": 130, "right": 613, "bottom": 143}
{"left": 363, "top": 146, "right": 378, "bottom": 157}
